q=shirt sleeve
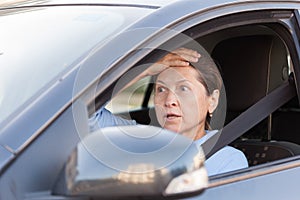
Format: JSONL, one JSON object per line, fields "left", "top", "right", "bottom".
{"left": 88, "top": 106, "right": 137, "bottom": 132}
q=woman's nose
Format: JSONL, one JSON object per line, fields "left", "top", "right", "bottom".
{"left": 165, "top": 91, "right": 178, "bottom": 107}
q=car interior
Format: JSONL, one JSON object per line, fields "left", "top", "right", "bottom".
{"left": 104, "top": 19, "right": 300, "bottom": 171}
{"left": 208, "top": 30, "right": 300, "bottom": 166}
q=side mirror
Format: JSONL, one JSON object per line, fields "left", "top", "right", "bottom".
{"left": 53, "top": 125, "right": 208, "bottom": 198}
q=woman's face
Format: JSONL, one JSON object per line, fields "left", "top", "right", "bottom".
{"left": 154, "top": 66, "right": 215, "bottom": 140}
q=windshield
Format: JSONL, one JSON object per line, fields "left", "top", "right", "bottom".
{"left": 0, "top": 5, "right": 152, "bottom": 124}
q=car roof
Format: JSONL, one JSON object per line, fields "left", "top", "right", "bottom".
{"left": 2, "top": 0, "right": 300, "bottom": 7}
{"left": 2, "top": 0, "right": 300, "bottom": 16}
{"left": 0, "top": 0, "right": 179, "bottom": 8}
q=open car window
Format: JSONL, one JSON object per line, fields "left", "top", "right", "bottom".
{"left": 195, "top": 24, "right": 299, "bottom": 171}
{"left": 86, "top": 9, "right": 300, "bottom": 180}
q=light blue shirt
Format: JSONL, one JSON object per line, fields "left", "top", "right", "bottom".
{"left": 89, "top": 107, "right": 248, "bottom": 176}
{"left": 89, "top": 107, "right": 137, "bottom": 132}
{"left": 194, "top": 130, "right": 248, "bottom": 176}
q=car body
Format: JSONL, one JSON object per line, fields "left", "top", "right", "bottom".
{"left": 1, "top": 0, "right": 300, "bottom": 199}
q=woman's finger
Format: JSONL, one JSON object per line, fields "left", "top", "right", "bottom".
{"left": 172, "top": 48, "right": 201, "bottom": 62}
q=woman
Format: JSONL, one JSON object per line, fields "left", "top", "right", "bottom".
{"left": 89, "top": 48, "right": 248, "bottom": 176}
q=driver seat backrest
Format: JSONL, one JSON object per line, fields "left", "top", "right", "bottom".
{"left": 212, "top": 35, "right": 272, "bottom": 121}
{"left": 211, "top": 35, "right": 300, "bottom": 166}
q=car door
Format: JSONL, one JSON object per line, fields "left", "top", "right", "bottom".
{"left": 84, "top": 2, "right": 300, "bottom": 200}
{"left": 175, "top": 3, "right": 300, "bottom": 200}
{"left": 2, "top": 1, "right": 300, "bottom": 199}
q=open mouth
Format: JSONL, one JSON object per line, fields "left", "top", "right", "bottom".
{"left": 166, "top": 113, "right": 181, "bottom": 120}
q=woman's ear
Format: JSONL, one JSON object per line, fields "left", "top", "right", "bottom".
{"left": 208, "top": 89, "right": 220, "bottom": 114}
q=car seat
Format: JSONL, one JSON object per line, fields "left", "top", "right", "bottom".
{"left": 211, "top": 34, "right": 300, "bottom": 166}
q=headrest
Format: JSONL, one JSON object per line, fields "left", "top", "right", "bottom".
{"left": 211, "top": 35, "right": 287, "bottom": 112}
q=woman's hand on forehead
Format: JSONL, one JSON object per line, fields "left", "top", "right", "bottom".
{"left": 172, "top": 48, "right": 201, "bottom": 63}
{"left": 146, "top": 48, "right": 201, "bottom": 76}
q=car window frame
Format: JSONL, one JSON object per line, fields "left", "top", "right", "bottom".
{"left": 181, "top": 9, "right": 300, "bottom": 187}
{"left": 79, "top": 7, "right": 300, "bottom": 191}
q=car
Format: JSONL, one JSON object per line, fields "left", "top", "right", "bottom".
{"left": 1, "top": 0, "right": 300, "bottom": 199}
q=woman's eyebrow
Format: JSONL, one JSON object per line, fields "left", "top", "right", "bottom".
{"left": 156, "top": 79, "right": 191, "bottom": 85}
{"left": 156, "top": 80, "right": 166, "bottom": 85}
{"left": 177, "top": 79, "right": 191, "bottom": 84}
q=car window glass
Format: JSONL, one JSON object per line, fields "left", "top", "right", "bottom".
{"left": 0, "top": 6, "right": 152, "bottom": 125}
{"left": 106, "top": 76, "right": 151, "bottom": 113}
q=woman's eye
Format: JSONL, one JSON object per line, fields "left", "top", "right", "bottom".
{"left": 156, "top": 87, "right": 165, "bottom": 93}
{"left": 180, "top": 86, "right": 189, "bottom": 91}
